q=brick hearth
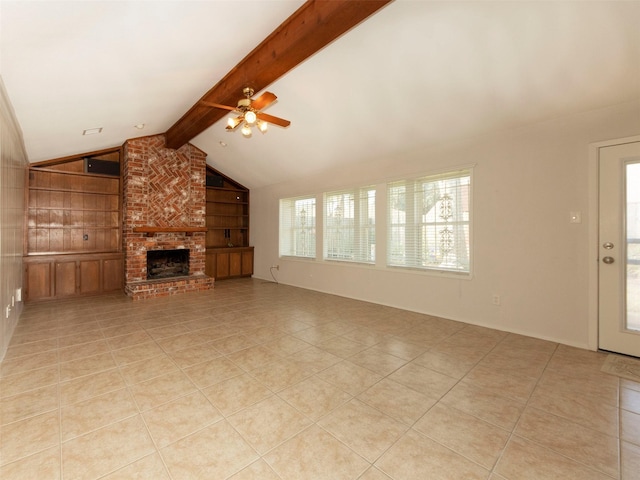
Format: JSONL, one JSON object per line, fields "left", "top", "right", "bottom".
{"left": 122, "top": 134, "right": 214, "bottom": 300}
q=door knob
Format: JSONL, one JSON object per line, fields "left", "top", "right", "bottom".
{"left": 602, "top": 256, "right": 615, "bottom": 264}
{"left": 603, "top": 242, "right": 614, "bottom": 250}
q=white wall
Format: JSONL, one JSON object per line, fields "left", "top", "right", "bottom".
{"left": 251, "top": 101, "right": 640, "bottom": 349}
{"left": 0, "top": 77, "right": 28, "bottom": 361}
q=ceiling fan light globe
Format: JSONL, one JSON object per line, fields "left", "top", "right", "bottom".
{"left": 241, "top": 124, "right": 252, "bottom": 137}
{"left": 227, "top": 117, "right": 236, "bottom": 128}
{"left": 244, "top": 110, "right": 257, "bottom": 125}
{"left": 258, "top": 121, "right": 268, "bottom": 133}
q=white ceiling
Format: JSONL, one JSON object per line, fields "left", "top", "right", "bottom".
{"left": 2, "top": 1, "right": 639, "bottom": 189}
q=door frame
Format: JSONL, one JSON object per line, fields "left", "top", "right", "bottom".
{"left": 588, "top": 134, "right": 640, "bottom": 351}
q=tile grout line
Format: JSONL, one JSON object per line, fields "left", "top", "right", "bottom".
{"left": 498, "top": 342, "right": 621, "bottom": 480}
{"left": 2, "top": 284, "right": 638, "bottom": 479}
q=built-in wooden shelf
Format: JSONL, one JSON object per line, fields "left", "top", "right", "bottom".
{"left": 204, "top": 165, "right": 253, "bottom": 281}
{"left": 133, "top": 226, "right": 208, "bottom": 237}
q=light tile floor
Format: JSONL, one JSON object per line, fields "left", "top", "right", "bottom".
{"left": 1, "top": 278, "right": 639, "bottom": 479}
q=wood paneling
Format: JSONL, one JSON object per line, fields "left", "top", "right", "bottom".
{"left": 27, "top": 167, "right": 120, "bottom": 255}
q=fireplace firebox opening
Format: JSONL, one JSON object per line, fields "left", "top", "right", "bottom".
{"left": 147, "top": 249, "right": 189, "bottom": 280}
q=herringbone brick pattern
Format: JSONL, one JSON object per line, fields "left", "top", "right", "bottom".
{"left": 122, "top": 135, "right": 211, "bottom": 299}
{"left": 147, "top": 151, "right": 191, "bottom": 227}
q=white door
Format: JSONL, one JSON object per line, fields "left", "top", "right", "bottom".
{"left": 598, "top": 141, "right": 640, "bottom": 357}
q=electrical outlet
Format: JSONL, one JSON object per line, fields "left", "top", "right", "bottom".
{"left": 492, "top": 294, "right": 501, "bottom": 306}
{"left": 5, "top": 305, "right": 11, "bottom": 319}
{"left": 271, "top": 265, "right": 280, "bottom": 270}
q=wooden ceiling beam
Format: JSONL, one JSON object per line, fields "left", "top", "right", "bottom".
{"left": 164, "top": 0, "right": 393, "bottom": 149}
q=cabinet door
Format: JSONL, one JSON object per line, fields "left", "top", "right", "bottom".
{"left": 205, "top": 251, "right": 217, "bottom": 278}
{"left": 79, "top": 260, "right": 100, "bottom": 294}
{"left": 25, "top": 262, "right": 53, "bottom": 301}
{"left": 102, "top": 257, "right": 123, "bottom": 292}
{"left": 55, "top": 260, "right": 77, "bottom": 297}
{"left": 229, "top": 252, "right": 242, "bottom": 277}
{"left": 241, "top": 249, "right": 254, "bottom": 276}
{"left": 216, "top": 252, "right": 230, "bottom": 279}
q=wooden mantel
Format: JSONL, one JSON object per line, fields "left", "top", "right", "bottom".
{"left": 133, "top": 226, "right": 208, "bottom": 237}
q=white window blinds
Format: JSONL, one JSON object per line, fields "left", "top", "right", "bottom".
{"left": 279, "top": 196, "right": 316, "bottom": 258}
{"left": 323, "top": 187, "right": 375, "bottom": 264}
{"left": 387, "top": 169, "right": 471, "bottom": 273}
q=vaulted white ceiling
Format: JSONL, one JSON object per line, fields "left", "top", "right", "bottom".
{"left": 2, "top": 0, "right": 639, "bottom": 189}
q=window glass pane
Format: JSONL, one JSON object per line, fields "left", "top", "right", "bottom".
{"left": 279, "top": 196, "right": 316, "bottom": 258}
{"left": 363, "top": 188, "right": 376, "bottom": 261}
{"left": 387, "top": 170, "right": 471, "bottom": 273}
{"left": 324, "top": 187, "right": 375, "bottom": 264}
{"left": 388, "top": 183, "right": 408, "bottom": 265}
{"left": 626, "top": 161, "right": 640, "bottom": 331}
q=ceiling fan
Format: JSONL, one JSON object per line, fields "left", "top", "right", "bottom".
{"left": 201, "top": 87, "right": 291, "bottom": 137}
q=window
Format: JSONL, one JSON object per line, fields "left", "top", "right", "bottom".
{"left": 323, "top": 187, "right": 375, "bottom": 264}
{"left": 387, "top": 169, "right": 471, "bottom": 273}
{"left": 279, "top": 196, "right": 316, "bottom": 258}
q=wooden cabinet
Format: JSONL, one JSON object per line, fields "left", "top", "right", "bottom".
{"left": 205, "top": 166, "right": 253, "bottom": 280}
{"left": 205, "top": 247, "right": 254, "bottom": 280}
{"left": 55, "top": 259, "right": 78, "bottom": 297}
{"left": 25, "top": 261, "right": 54, "bottom": 301}
{"left": 242, "top": 248, "right": 254, "bottom": 275}
{"left": 79, "top": 259, "right": 100, "bottom": 295}
{"left": 24, "top": 148, "right": 124, "bottom": 301}
{"left": 24, "top": 253, "right": 124, "bottom": 302}
{"left": 102, "top": 256, "right": 124, "bottom": 292}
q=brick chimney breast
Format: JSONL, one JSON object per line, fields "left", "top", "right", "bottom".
{"left": 122, "top": 135, "right": 213, "bottom": 300}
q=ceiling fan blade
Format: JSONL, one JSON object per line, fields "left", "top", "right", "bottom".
{"left": 201, "top": 100, "right": 237, "bottom": 111}
{"left": 251, "top": 91, "right": 277, "bottom": 111}
{"left": 225, "top": 116, "right": 243, "bottom": 130}
{"left": 256, "top": 112, "right": 290, "bottom": 128}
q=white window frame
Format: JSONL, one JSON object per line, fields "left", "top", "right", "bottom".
{"left": 323, "top": 187, "right": 375, "bottom": 264}
{"left": 279, "top": 196, "right": 317, "bottom": 259}
{"left": 387, "top": 168, "right": 472, "bottom": 274}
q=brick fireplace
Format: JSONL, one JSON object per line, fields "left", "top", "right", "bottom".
{"left": 122, "top": 134, "right": 214, "bottom": 300}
